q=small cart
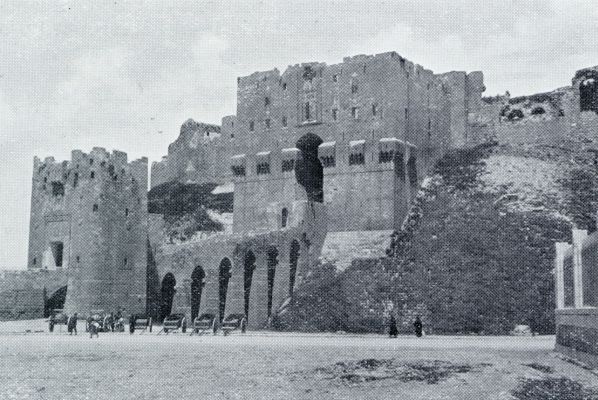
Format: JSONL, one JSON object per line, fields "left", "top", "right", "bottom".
{"left": 190, "top": 313, "right": 217, "bottom": 336}
{"left": 220, "top": 314, "right": 247, "bottom": 336}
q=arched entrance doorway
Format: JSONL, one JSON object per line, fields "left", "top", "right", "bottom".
{"left": 160, "top": 273, "right": 176, "bottom": 321}
{"left": 218, "top": 258, "right": 232, "bottom": 322}
{"left": 266, "top": 247, "right": 279, "bottom": 317}
{"left": 289, "top": 240, "right": 300, "bottom": 297}
{"left": 295, "top": 133, "right": 324, "bottom": 203}
{"left": 44, "top": 286, "right": 67, "bottom": 317}
{"left": 190, "top": 266, "right": 205, "bottom": 321}
{"left": 243, "top": 251, "right": 256, "bottom": 320}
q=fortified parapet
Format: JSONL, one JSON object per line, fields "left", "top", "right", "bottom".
{"left": 27, "top": 148, "right": 148, "bottom": 315}
{"left": 230, "top": 136, "right": 421, "bottom": 234}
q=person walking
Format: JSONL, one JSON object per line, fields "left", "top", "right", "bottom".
{"left": 89, "top": 318, "right": 100, "bottom": 339}
{"left": 129, "top": 314, "right": 135, "bottom": 334}
{"left": 67, "top": 313, "right": 78, "bottom": 336}
{"left": 388, "top": 315, "right": 398, "bottom": 338}
{"left": 413, "top": 315, "right": 423, "bottom": 338}
{"left": 48, "top": 314, "right": 55, "bottom": 333}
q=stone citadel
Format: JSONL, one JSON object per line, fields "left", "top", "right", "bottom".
{"left": 1, "top": 51, "right": 597, "bottom": 333}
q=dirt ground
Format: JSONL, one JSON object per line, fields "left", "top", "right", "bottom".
{"left": 0, "top": 320, "right": 597, "bottom": 399}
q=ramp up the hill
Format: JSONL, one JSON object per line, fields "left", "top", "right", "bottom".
{"left": 319, "top": 230, "right": 393, "bottom": 271}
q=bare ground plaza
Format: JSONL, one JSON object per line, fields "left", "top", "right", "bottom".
{"left": 0, "top": 320, "right": 596, "bottom": 400}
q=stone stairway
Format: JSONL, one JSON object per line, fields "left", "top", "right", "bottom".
{"left": 318, "top": 230, "right": 394, "bottom": 272}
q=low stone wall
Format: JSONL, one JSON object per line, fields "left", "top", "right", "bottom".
{"left": 555, "top": 308, "right": 598, "bottom": 367}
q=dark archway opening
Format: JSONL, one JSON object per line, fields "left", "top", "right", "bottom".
{"left": 266, "top": 247, "right": 279, "bottom": 317}
{"left": 281, "top": 208, "right": 288, "bottom": 228}
{"left": 243, "top": 251, "right": 256, "bottom": 320}
{"left": 160, "top": 273, "right": 176, "bottom": 321}
{"left": 190, "top": 265, "right": 205, "bottom": 321}
{"left": 289, "top": 240, "right": 300, "bottom": 297}
{"left": 407, "top": 156, "right": 418, "bottom": 186}
{"left": 50, "top": 241, "right": 64, "bottom": 267}
{"left": 580, "top": 75, "right": 598, "bottom": 113}
{"left": 218, "top": 258, "right": 232, "bottom": 322}
{"left": 295, "top": 133, "right": 324, "bottom": 203}
{"left": 44, "top": 286, "right": 67, "bottom": 317}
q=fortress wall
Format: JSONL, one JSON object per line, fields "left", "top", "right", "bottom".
{"left": 493, "top": 119, "right": 573, "bottom": 146}
{"left": 28, "top": 148, "right": 148, "bottom": 316}
{"left": 0, "top": 269, "right": 67, "bottom": 320}
{"left": 231, "top": 149, "right": 302, "bottom": 233}
{"left": 321, "top": 139, "right": 399, "bottom": 231}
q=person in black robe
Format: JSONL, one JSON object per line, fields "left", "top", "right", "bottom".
{"left": 413, "top": 315, "right": 423, "bottom": 338}
{"left": 48, "top": 314, "right": 55, "bottom": 333}
{"left": 67, "top": 313, "right": 78, "bottom": 335}
{"left": 388, "top": 315, "right": 398, "bottom": 338}
{"left": 129, "top": 314, "right": 135, "bottom": 334}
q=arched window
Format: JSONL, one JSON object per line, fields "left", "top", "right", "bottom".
{"left": 281, "top": 208, "right": 288, "bottom": 228}
{"left": 304, "top": 102, "right": 311, "bottom": 121}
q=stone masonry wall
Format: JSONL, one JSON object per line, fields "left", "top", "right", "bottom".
{"left": 0, "top": 269, "right": 67, "bottom": 320}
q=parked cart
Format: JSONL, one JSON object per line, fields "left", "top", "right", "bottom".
{"left": 220, "top": 314, "right": 247, "bottom": 336}
{"left": 130, "top": 314, "right": 153, "bottom": 334}
{"left": 190, "top": 313, "right": 217, "bottom": 336}
{"left": 158, "top": 314, "right": 187, "bottom": 334}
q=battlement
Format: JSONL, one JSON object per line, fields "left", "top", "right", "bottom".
{"left": 33, "top": 148, "right": 148, "bottom": 193}
{"left": 35, "top": 148, "right": 147, "bottom": 171}
{"left": 230, "top": 137, "right": 418, "bottom": 182}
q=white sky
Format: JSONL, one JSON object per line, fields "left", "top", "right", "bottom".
{"left": 0, "top": 0, "right": 597, "bottom": 269}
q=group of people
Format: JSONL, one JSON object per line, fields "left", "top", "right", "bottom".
{"left": 87, "top": 310, "right": 125, "bottom": 338}
{"left": 49, "top": 310, "right": 125, "bottom": 338}
{"left": 388, "top": 315, "right": 424, "bottom": 338}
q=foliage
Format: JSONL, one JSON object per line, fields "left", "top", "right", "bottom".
{"left": 148, "top": 181, "right": 233, "bottom": 242}
{"left": 433, "top": 143, "right": 494, "bottom": 190}
{"left": 508, "top": 109, "right": 525, "bottom": 121}
{"left": 531, "top": 106, "right": 546, "bottom": 115}
{"left": 405, "top": 188, "right": 569, "bottom": 334}
{"left": 482, "top": 95, "right": 505, "bottom": 104}
{"left": 509, "top": 93, "right": 556, "bottom": 105}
